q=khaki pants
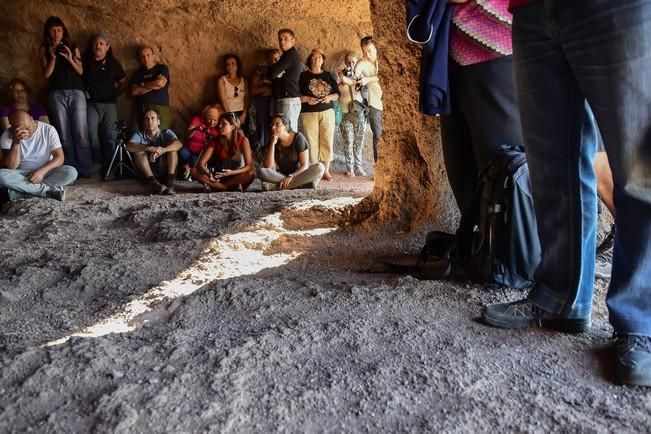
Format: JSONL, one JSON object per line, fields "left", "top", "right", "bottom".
{"left": 299, "top": 109, "right": 335, "bottom": 164}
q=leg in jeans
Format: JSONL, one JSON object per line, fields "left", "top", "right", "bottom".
{"left": 367, "top": 106, "right": 383, "bottom": 163}
{"left": 48, "top": 90, "right": 77, "bottom": 170}
{"left": 0, "top": 166, "right": 77, "bottom": 199}
{"left": 512, "top": 1, "right": 599, "bottom": 320}
{"left": 98, "top": 103, "right": 118, "bottom": 174}
{"left": 68, "top": 90, "right": 92, "bottom": 177}
{"left": 43, "top": 165, "right": 78, "bottom": 187}
{"left": 87, "top": 102, "right": 101, "bottom": 165}
{"left": 256, "top": 167, "right": 286, "bottom": 185}
{"left": 276, "top": 98, "right": 301, "bottom": 132}
{"left": 549, "top": 1, "right": 651, "bottom": 336}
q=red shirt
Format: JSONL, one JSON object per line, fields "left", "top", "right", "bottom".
{"left": 509, "top": 0, "right": 531, "bottom": 10}
{"left": 184, "top": 116, "right": 219, "bottom": 153}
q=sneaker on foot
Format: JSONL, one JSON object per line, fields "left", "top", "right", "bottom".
{"left": 482, "top": 298, "right": 591, "bottom": 333}
{"left": 47, "top": 186, "right": 66, "bottom": 201}
{"left": 615, "top": 334, "right": 651, "bottom": 387}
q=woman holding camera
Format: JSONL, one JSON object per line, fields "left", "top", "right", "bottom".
{"left": 337, "top": 51, "right": 366, "bottom": 178}
{"left": 179, "top": 104, "right": 222, "bottom": 180}
{"left": 299, "top": 48, "right": 339, "bottom": 181}
{"left": 190, "top": 112, "right": 254, "bottom": 192}
{"left": 41, "top": 16, "right": 91, "bottom": 178}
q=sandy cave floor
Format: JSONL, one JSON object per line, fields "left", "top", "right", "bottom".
{"left": 0, "top": 174, "right": 649, "bottom": 433}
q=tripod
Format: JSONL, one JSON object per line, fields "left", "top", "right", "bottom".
{"left": 104, "top": 120, "right": 137, "bottom": 180}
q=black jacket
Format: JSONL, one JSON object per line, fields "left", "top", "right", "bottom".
{"left": 267, "top": 47, "right": 302, "bottom": 98}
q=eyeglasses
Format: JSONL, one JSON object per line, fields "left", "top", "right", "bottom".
{"left": 234, "top": 86, "right": 239, "bottom": 98}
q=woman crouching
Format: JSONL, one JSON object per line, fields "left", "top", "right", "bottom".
{"left": 190, "top": 112, "right": 254, "bottom": 192}
{"left": 257, "top": 114, "right": 324, "bottom": 190}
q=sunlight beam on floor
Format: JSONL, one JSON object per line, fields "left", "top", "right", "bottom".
{"left": 44, "top": 197, "right": 361, "bottom": 347}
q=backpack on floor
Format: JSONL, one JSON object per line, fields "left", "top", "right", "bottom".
{"left": 420, "top": 145, "right": 541, "bottom": 288}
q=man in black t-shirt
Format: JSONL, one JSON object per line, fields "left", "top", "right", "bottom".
{"left": 130, "top": 46, "right": 171, "bottom": 130}
{"left": 83, "top": 33, "right": 127, "bottom": 178}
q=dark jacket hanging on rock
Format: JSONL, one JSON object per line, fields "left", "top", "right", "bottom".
{"left": 406, "top": 0, "right": 452, "bottom": 115}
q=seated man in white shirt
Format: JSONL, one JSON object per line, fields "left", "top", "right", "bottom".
{"left": 0, "top": 110, "right": 77, "bottom": 201}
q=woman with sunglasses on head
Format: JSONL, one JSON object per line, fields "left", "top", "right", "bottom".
{"left": 217, "top": 53, "right": 249, "bottom": 132}
{"left": 0, "top": 78, "right": 49, "bottom": 132}
{"left": 190, "top": 112, "right": 254, "bottom": 192}
{"left": 257, "top": 114, "right": 325, "bottom": 190}
{"left": 40, "top": 16, "right": 92, "bottom": 178}
{"left": 299, "top": 48, "right": 340, "bottom": 181}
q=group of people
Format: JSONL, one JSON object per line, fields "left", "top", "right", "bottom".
{"left": 2, "top": 2, "right": 647, "bottom": 388}
{"left": 0, "top": 18, "right": 384, "bottom": 200}
{"left": 429, "top": 0, "right": 649, "bottom": 387}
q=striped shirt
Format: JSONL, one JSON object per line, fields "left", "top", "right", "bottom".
{"left": 450, "top": 0, "right": 513, "bottom": 66}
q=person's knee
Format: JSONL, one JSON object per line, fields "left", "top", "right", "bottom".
{"left": 0, "top": 169, "right": 15, "bottom": 185}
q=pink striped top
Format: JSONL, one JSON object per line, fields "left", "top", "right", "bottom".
{"left": 450, "top": 0, "right": 513, "bottom": 66}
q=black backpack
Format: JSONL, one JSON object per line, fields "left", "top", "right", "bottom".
{"left": 420, "top": 145, "right": 540, "bottom": 288}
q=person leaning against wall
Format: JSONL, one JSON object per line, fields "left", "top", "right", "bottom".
{"left": 82, "top": 33, "right": 127, "bottom": 180}
{"left": 298, "top": 48, "right": 340, "bottom": 181}
{"left": 40, "top": 16, "right": 92, "bottom": 178}
{"left": 130, "top": 45, "right": 171, "bottom": 130}
{"left": 267, "top": 28, "right": 303, "bottom": 132}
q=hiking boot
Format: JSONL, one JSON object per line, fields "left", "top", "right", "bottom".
{"left": 46, "top": 186, "right": 66, "bottom": 201}
{"left": 149, "top": 179, "right": 167, "bottom": 195}
{"left": 482, "top": 298, "right": 591, "bottom": 333}
{"left": 595, "top": 225, "right": 614, "bottom": 279}
{"left": 615, "top": 334, "right": 651, "bottom": 387}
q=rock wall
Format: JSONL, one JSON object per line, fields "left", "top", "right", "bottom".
{"left": 0, "top": 0, "right": 373, "bottom": 129}
{"left": 0, "top": 0, "right": 456, "bottom": 231}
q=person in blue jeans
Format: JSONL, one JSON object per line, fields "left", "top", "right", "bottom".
{"left": 40, "top": 16, "right": 92, "bottom": 178}
{"left": 482, "top": 0, "right": 651, "bottom": 387}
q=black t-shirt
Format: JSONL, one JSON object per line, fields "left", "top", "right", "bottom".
{"left": 299, "top": 71, "right": 340, "bottom": 113}
{"left": 83, "top": 55, "right": 126, "bottom": 103}
{"left": 267, "top": 47, "right": 302, "bottom": 99}
{"left": 276, "top": 132, "right": 309, "bottom": 175}
{"left": 130, "top": 63, "right": 170, "bottom": 106}
{"left": 47, "top": 43, "right": 85, "bottom": 92}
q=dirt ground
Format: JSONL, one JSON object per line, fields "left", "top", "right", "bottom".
{"left": 0, "top": 174, "right": 649, "bottom": 433}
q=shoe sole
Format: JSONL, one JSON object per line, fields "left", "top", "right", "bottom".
{"left": 616, "top": 369, "right": 651, "bottom": 387}
{"left": 483, "top": 309, "right": 591, "bottom": 333}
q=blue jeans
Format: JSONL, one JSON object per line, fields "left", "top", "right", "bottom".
{"left": 178, "top": 146, "right": 201, "bottom": 168}
{"left": 87, "top": 102, "right": 118, "bottom": 173}
{"left": 513, "top": 0, "right": 651, "bottom": 334}
{"left": 48, "top": 89, "right": 92, "bottom": 178}
{"left": 0, "top": 166, "right": 78, "bottom": 200}
{"left": 275, "top": 97, "right": 301, "bottom": 133}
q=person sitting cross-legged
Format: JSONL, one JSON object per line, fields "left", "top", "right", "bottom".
{"left": 0, "top": 109, "right": 77, "bottom": 201}
{"left": 257, "top": 114, "right": 324, "bottom": 190}
{"left": 190, "top": 112, "right": 255, "bottom": 192}
{"left": 126, "top": 109, "right": 182, "bottom": 195}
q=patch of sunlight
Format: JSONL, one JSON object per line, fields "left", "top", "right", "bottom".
{"left": 44, "top": 196, "right": 362, "bottom": 347}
